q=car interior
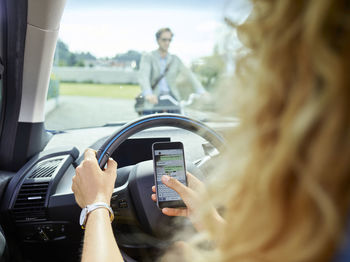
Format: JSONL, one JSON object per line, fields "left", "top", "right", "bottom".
{"left": 0, "top": 0, "right": 238, "bottom": 261}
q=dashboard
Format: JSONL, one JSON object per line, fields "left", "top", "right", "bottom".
{"left": 111, "top": 137, "right": 170, "bottom": 168}
{"left": 0, "top": 122, "right": 235, "bottom": 261}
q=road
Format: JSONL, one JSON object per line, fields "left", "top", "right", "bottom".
{"left": 45, "top": 96, "right": 138, "bottom": 130}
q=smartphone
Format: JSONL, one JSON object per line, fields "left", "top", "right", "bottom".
{"left": 152, "top": 142, "right": 187, "bottom": 209}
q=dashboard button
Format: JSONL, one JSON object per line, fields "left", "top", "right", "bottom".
{"left": 118, "top": 200, "right": 128, "bottom": 208}
{"left": 38, "top": 229, "right": 49, "bottom": 241}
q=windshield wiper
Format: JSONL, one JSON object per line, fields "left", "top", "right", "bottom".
{"left": 46, "top": 129, "right": 66, "bottom": 135}
{"left": 102, "top": 122, "right": 127, "bottom": 127}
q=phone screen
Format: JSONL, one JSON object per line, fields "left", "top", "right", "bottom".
{"left": 154, "top": 148, "right": 186, "bottom": 204}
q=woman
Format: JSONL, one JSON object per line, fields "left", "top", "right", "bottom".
{"left": 72, "top": 0, "right": 350, "bottom": 261}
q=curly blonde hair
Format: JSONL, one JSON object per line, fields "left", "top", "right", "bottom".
{"left": 182, "top": 0, "right": 350, "bottom": 261}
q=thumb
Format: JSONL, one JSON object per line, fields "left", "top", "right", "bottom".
{"left": 105, "top": 158, "right": 117, "bottom": 175}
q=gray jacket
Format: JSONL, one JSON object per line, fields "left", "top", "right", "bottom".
{"left": 138, "top": 50, "right": 205, "bottom": 101}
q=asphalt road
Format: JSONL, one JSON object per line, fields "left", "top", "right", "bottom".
{"left": 45, "top": 96, "right": 138, "bottom": 130}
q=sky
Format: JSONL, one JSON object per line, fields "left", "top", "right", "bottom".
{"left": 58, "top": 0, "right": 250, "bottom": 65}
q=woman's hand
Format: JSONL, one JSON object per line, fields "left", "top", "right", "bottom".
{"left": 72, "top": 148, "right": 117, "bottom": 208}
{"left": 72, "top": 149, "right": 123, "bottom": 262}
{"left": 151, "top": 172, "right": 225, "bottom": 232}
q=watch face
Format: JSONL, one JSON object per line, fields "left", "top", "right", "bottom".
{"left": 80, "top": 208, "right": 87, "bottom": 226}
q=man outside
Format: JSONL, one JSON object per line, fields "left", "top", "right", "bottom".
{"left": 138, "top": 27, "right": 207, "bottom": 114}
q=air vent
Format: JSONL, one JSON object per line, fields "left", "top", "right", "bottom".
{"left": 28, "top": 158, "right": 63, "bottom": 179}
{"left": 12, "top": 182, "right": 49, "bottom": 222}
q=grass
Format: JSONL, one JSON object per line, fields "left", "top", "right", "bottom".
{"left": 59, "top": 82, "right": 141, "bottom": 99}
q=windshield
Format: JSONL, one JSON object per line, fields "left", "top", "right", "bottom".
{"left": 45, "top": 0, "right": 250, "bottom": 130}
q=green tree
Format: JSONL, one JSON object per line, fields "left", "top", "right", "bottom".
{"left": 114, "top": 50, "right": 141, "bottom": 69}
{"left": 191, "top": 48, "right": 225, "bottom": 90}
{"left": 54, "top": 39, "right": 97, "bottom": 67}
{"left": 75, "top": 60, "right": 85, "bottom": 67}
{"left": 67, "top": 53, "right": 77, "bottom": 66}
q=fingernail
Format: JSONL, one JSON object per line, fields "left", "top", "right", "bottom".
{"left": 109, "top": 157, "right": 114, "bottom": 161}
{"left": 162, "top": 175, "right": 170, "bottom": 183}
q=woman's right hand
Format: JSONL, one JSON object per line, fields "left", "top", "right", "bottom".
{"left": 151, "top": 172, "right": 225, "bottom": 232}
{"left": 145, "top": 94, "right": 158, "bottom": 104}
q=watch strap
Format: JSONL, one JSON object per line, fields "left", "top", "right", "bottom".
{"left": 80, "top": 202, "right": 114, "bottom": 229}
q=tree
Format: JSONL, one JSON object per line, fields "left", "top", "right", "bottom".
{"left": 191, "top": 50, "right": 225, "bottom": 90}
{"left": 55, "top": 40, "right": 70, "bottom": 66}
{"left": 114, "top": 50, "right": 141, "bottom": 69}
{"left": 54, "top": 40, "right": 97, "bottom": 67}
{"left": 67, "top": 53, "right": 77, "bottom": 66}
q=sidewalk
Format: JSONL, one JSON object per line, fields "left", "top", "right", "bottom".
{"left": 45, "top": 96, "right": 138, "bottom": 130}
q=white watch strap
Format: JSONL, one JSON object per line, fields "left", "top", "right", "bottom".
{"left": 80, "top": 202, "right": 114, "bottom": 229}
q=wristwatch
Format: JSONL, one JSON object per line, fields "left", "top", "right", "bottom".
{"left": 79, "top": 202, "right": 114, "bottom": 229}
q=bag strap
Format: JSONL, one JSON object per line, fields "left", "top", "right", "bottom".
{"left": 151, "top": 59, "right": 173, "bottom": 90}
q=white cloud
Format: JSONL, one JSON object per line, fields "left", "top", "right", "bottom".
{"left": 195, "top": 20, "right": 222, "bottom": 33}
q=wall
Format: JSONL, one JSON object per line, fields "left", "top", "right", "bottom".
{"left": 52, "top": 66, "right": 139, "bottom": 84}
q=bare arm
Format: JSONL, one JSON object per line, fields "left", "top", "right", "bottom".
{"left": 82, "top": 208, "right": 123, "bottom": 262}
{"left": 72, "top": 149, "right": 124, "bottom": 262}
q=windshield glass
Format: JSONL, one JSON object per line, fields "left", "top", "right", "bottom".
{"left": 45, "top": 0, "right": 250, "bottom": 130}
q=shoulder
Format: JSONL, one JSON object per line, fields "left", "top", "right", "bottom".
{"left": 141, "top": 51, "right": 151, "bottom": 58}
{"left": 151, "top": 50, "right": 159, "bottom": 56}
{"left": 140, "top": 51, "right": 153, "bottom": 63}
{"left": 170, "top": 53, "right": 181, "bottom": 61}
{"left": 142, "top": 50, "right": 159, "bottom": 60}
{"left": 169, "top": 54, "right": 183, "bottom": 65}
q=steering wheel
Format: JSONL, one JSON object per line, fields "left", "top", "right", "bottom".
{"left": 95, "top": 114, "right": 225, "bottom": 253}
